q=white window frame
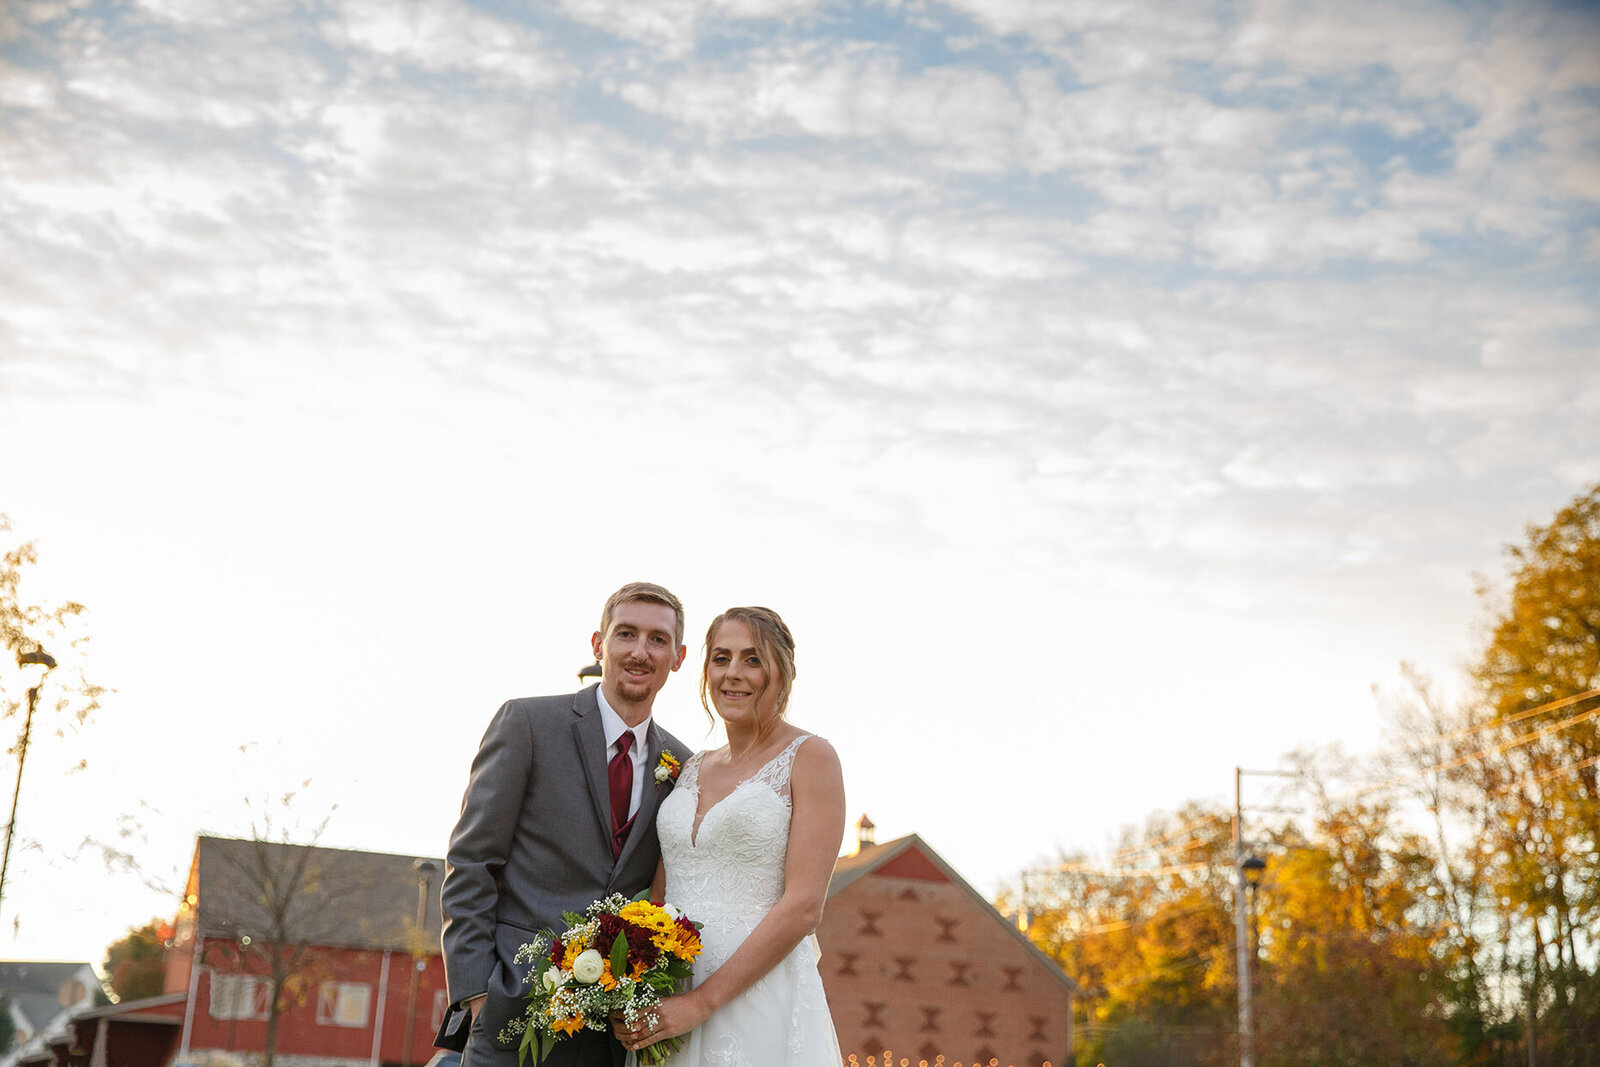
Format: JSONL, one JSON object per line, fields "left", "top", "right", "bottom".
{"left": 209, "top": 974, "right": 270, "bottom": 1021}
{"left": 316, "top": 981, "right": 372, "bottom": 1028}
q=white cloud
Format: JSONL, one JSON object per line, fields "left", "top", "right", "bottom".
{"left": 2, "top": 0, "right": 1598, "bottom": 961}
{"left": 554, "top": 0, "right": 825, "bottom": 55}
{"left": 333, "top": 0, "right": 571, "bottom": 90}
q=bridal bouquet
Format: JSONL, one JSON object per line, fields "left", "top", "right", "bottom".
{"left": 502, "top": 892, "right": 703, "bottom": 1066}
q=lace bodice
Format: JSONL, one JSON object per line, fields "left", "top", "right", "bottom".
{"left": 650, "top": 733, "right": 842, "bottom": 1066}
{"left": 658, "top": 735, "right": 810, "bottom": 937}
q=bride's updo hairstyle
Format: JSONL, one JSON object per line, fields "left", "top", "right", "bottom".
{"left": 700, "top": 606, "right": 797, "bottom": 729}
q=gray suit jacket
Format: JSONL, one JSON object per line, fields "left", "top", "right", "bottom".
{"left": 439, "top": 684, "right": 689, "bottom": 1067}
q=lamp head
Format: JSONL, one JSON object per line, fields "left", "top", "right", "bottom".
{"left": 1240, "top": 854, "right": 1267, "bottom": 886}
{"left": 17, "top": 648, "right": 56, "bottom": 670}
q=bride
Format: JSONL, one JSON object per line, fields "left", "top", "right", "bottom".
{"left": 616, "top": 605, "right": 845, "bottom": 1065}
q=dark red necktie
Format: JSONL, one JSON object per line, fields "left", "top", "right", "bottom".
{"left": 608, "top": 732, "right": 635, "bottom": 857}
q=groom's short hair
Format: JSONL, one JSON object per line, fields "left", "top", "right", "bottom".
{"left": 600, "top": 582, "right": 685, "bottom": 646}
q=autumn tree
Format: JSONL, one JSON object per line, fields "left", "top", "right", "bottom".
{"left": 1361, "top": 483, "right": 1600, "bottom": 1064}
{"left": 1466, "top": 483, "right": 1600, "bottom": 1064}
{"left": 0, "top": 515, "right": 104, "bottom": 917}
{"left": 104, "top": 918, "right": 173, "bottom": 1002}
{"left": 1015, "top": 804, "right": 1238, "bottom": 1067}
{"left": 1379, "top": 667, "right": 1519, "bottom": 1064}
{"left": 1250, "top": 794, "right": 1456, "bottom": 1067}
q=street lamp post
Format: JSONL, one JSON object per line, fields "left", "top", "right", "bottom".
{"left": 1, "top": 647, "right": 56, "bottom": 918}
{"left": 1234, "top": 766, "right": 1293, "bottom": 1067}
{"left": 1233, "top": 769, "right": 1255, "bottom": 1067}
{"left": 403, "top": 859, "right": 440, "bottom": 1067}
{"left": 1244, "top": 855, "right": 1265, "bottom": 960}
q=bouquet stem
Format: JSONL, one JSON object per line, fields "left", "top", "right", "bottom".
{"left": 636, "top": 1036, "right": 683, "bottom": 1065}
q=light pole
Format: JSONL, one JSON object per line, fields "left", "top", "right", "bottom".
{"left": 403, "top": 859, "right": 439, "bottom": 1067}
{"left": 1233, "top": 773, "right": 1255, "bottom": 1067}
{"left": 1238, "top": 850, "right": 1266, "bottom": 1061}
{"left": 1, "top": 647, "right": 56, "bottom": 918}
{"left": 1234, "top": 766, "right": 1294, "bottom": 1067}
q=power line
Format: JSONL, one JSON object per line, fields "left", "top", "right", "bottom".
{"left": 1337, "top": 696, "right": 1600, "bottom": 803}
{"left": 1409, "top": 702, "right": 1600, "bottom": 780}
{"left": 1396, "top": 686, "right": 1600, "bottom": 754}
{"left": 1500, "top": 751, "right": 1600, "bottom": 795}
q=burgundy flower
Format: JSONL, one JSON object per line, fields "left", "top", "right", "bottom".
{"left": 623, "top": 922, "right": 661, "bottom": 969}
{"left": 593, "top": 912, "right": 626, "bottom": 957}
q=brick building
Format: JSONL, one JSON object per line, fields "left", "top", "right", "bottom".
{"left": 819, "top": 827, "right": 1077, "bottom": 1067}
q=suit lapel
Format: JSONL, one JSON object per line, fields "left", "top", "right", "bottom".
{"left": 571, "top": 686, "right": 613, "bottom": 849}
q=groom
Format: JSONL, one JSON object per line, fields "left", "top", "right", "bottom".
{"left": 438, "top": 582, "right": 692, "bottom": 1067}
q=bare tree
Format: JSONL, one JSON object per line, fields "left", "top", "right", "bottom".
{"left": 195, "top": 796, "right": 355, "bottom": 1067}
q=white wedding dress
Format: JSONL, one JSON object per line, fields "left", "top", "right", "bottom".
{"left": 652, "top": 734, "right": 843, "bottom": 1066}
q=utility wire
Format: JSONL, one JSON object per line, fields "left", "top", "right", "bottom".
{"left": 1499, "top": 751, "right": 1600, "bottom": 794}
{"left": 1395, "top": 686, "right": 1600, "bottom": 753}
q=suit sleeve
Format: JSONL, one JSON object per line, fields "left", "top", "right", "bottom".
{"left": 441, "top": 699, "right": 533, "bottom": 1006}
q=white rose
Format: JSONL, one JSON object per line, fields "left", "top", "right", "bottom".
{"left": 541, "top": 969, "right": 559, "bottom": 991}
{"left": 571, "top": 949, "right": 605, "bottom": 985}
{"left": 654, "top": 765, "right": 671, "bottom": 784}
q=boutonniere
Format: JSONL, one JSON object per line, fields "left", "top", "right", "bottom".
{"left": 654, "top": 751, "right": 681, "bottom": 787}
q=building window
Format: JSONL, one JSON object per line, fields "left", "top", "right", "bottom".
{"left": 317, "top": 982, "right": 372, "bottom": 1028}
{"left": 209, "top": 974, "right": 269, "bottom": 1020}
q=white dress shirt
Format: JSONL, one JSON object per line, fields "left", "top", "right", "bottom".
{"left": 596, "top": 687, "right": 649, "bottom": 819}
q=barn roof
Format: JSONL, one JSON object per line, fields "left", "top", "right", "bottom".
{"left": 190, "top": 836, "right": 443, "bottom": 953}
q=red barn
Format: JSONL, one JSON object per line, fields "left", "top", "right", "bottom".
{"left": 15, "top": 837, "right": 451, "bottom": 1067}
{"left": 161, "top": 836, "right": 449, "bottom": 1067}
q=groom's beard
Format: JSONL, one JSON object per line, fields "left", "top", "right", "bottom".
{"left": 614, "top": 662, "right": 658, "bottom": 703}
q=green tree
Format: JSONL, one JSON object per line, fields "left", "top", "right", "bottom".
{"left": 104, "top": 919, "right": 174, "bottom": 1002}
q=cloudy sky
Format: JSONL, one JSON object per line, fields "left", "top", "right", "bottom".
{"left": 1, "top": 0, "right": 1597, "bottom": 965}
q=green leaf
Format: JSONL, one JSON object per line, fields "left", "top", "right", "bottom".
{"left": 609, "top": 932, "right": 629, "bottom": 981}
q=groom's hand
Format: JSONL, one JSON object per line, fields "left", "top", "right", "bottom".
{"left": 466, "top": 995, "right": 486, "bottom": 1021}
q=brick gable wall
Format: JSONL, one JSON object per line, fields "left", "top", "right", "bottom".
{"left": 818, "top": 863, "right": 1070, "bottom": 1067}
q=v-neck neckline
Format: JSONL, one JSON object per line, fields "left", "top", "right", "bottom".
{"left": 687, "top": 736, "right": 806, "bottom": 847}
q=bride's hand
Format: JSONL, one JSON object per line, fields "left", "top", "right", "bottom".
{"left": 614, "top": 993, "right": 710, "bottom": 1052}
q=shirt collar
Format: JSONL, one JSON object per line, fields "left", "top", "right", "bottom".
{"left": 596, "top": 685, "right": 650, "bottom": 751}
